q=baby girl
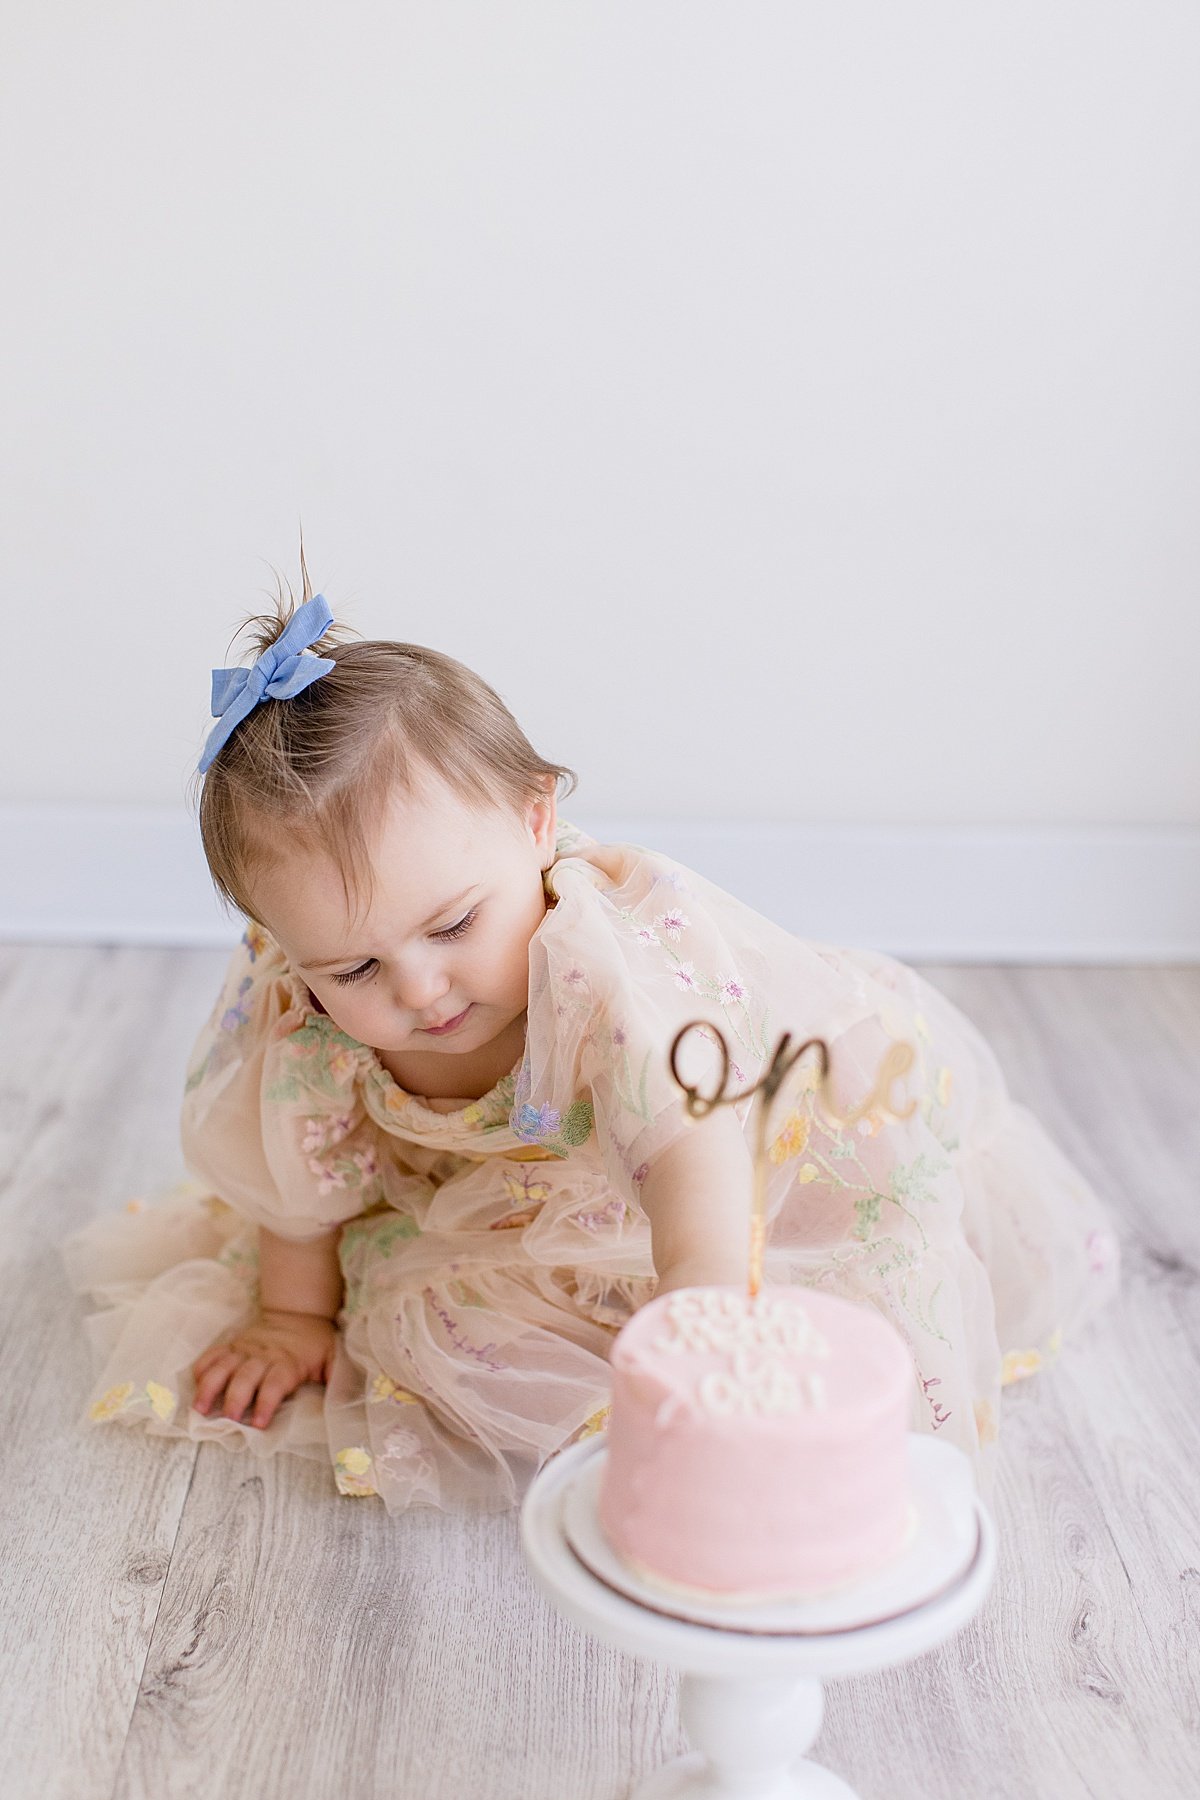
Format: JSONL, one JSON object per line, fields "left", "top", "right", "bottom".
{"left": 61, "top": 581, "right": 1119, "bottom": 1510}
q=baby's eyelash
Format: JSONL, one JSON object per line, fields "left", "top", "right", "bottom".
{"left": 329, "top": 910, "right": 477, "bottom": 985}
{"left": 433, "top": 909, "right": 476, "bottom": 941}
{"left": 332, "top": 960, "right": 378, "bottom": 987}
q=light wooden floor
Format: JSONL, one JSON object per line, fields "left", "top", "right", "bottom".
{"left": 1, "top": 948, "right": 1197, "bottom": 1800}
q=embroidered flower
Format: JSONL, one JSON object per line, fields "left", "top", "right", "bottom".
{"left": 673, "top": 962, "right": 697, "bottom": 991}
{"left": 634, "top": 926, "right": 659, "bottom": 949}
{"left": 769, "top": 1112, "right": 810, "bottom": 1164}
{"left": 612, "top": 1024, "right": 628, "bottom": 1048}
{"left": 718, "top": 976, "right": 747, "bottom": 1005}
{"left": 562, "top": 966, "right": 588, "bottom": 989}
{"left": 577, "top": 1404, "right": 612, "bottom": 1439}
{"left": 378, "top": 1427, "right": 435, "bottom": 1482}
{"left": 573, "top": 1198, "right": 626, "bottom": 1233}
{"left": 352, "top": 1148, "right": 380, "bottom": 1179}
{"left": 655, "top": 909, "right": 690, "bottom": 942}
{"left": 371, "top": 1373, "right": 422, "bottom": 1404}
{"left": 631, "top": 1161, "right": 650, "bottom": 1186}
{"left": 1001, "top": 1348, "right": 1041, "bottom": 1385}
{"left": 89, "top": 1383, "right": 134, "bottom": 1422}
{"left": 221, "top": 977, "right": 254, "bottom": 1033}
{"left": 334, "top": 1446, "right": 378, "bottom": 1496}
{"left": 514, "top": 1102, "right": 562, "bottom": 1144}
{"left": 301, "top": 1118, "right": 326, "bottom": 1155}
{"left": 797, "top": 1162, "right": 821, "bottom": 1183}
{"left": 242, "top": 922, "right": 270, "bottom": 962}
{"left": 145, "top": 1382, "right": 177, "bottom": 1422}
{"left": 328, "top": 1049, "right": 359, "bottom": 1086}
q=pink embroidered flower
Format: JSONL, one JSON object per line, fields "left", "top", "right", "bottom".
{"left": 612, "top": 1024, "right": 628, "bottom": 1048}
{"left": 352, "top": 1148, "right": 380, "bottom": 1179}
{"left": 574, "top": 1199, "right": 626, "bottom": 1233}
{"left": 301, "top": 1118, "right": 326, "bottom": 1155}
{"left": 309, "top": 1158, "right": 348, "bottom": 1195}
{"left": 631, "top": 1161, "right": 650, "bottom": 1186}
{"left": 655, "top": 909, "right": 690, "bottom": 942}
{"left": 673, "top": 962, "right": 697, "bottom": 991}
{"left": 634, "top": 926, "right": 659, "bottom": 949}
{"left": 562, "top": 966, "right": 588, "bottom": 989}
{"left": 719, "top": 976, "right": 746, "bottom": 1005}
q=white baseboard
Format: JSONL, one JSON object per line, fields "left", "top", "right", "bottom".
{"left": 1, "top": 803, "right": 1198, "bottom": 962}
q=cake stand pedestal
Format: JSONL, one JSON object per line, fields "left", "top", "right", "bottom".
{"left": 520, "top": 1435, "right": 995, "bottom": 1800}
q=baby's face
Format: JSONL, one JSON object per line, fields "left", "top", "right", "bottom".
{"left": 246, "top": 770, "right": 557, "bottom": 1061}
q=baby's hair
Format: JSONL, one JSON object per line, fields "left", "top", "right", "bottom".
{"left": 193, "top": 555, "right": 577, "bottom": 924}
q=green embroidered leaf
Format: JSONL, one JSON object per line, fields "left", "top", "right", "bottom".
{"left": 265, "top": 1076, "right": 303, "bottom": 1103}
{"left": 558, "top": 1100, "right": 595, "bottom": 1147}
{"left": 376, "top": 1215, "right": 420, "bottom": 1254}
{"left": 853, "top": 1193, "right": 882, "bottom": 1241}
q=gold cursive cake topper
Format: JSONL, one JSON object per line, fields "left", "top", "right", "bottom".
{"left": 668, "top": 1022, "right": 918, "bottom": 1298}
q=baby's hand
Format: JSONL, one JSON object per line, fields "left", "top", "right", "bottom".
{"left": 191, "top": 1308, "right": 338, "bottom": 1430}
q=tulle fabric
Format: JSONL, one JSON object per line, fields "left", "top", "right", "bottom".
{"left": 60, "top": 820, "right": 1120, "bottom": 1512}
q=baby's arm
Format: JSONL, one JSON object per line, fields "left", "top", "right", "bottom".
{"left": 639, "top": 1108, "right": 753, "bottom": 1296}
{"left": 192, "top": 1223, "right": 347, "bottom": 1429}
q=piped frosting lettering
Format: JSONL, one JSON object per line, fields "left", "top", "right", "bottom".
{"left": 651, "top": 1290, "right": 830, "bottom": 1415}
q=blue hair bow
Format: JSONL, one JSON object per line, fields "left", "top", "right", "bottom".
{"left": 198, "top": 593, "right": 337, "bottom": 773}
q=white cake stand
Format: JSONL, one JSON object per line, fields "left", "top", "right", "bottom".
{"left": 519, "top": 1434, "right": 995, "bottom": 1800}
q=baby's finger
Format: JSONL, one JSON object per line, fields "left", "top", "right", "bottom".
{"left": 192, "top": 1339, "right": 241, "bottom": 1381}
{"left": 250, "top": 1364, "right": 301, "bottom": 1430}
{"left": 222, "top": 1357, "right": 270, "bottom": 1422}
{"left": 193, "top": 1350, "right": 243, "bottom": 1415}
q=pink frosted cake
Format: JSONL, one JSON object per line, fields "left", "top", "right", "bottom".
{"left": 597, "top": 1285, "right": 915, "bottom": 1602}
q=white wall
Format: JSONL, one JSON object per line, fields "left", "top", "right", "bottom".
{"left": 2, "top": 3, "right": 1198, "bottom": 838}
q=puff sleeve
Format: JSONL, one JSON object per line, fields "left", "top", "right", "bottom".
{"left": 517, "top": 841, "right": 781, "bottom": 1206}
{"left": 180, "top": 925, "right": 386, "bottom": 1243}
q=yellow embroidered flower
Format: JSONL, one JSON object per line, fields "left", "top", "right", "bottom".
{"left": 974, "top": 1399, "right": 998, "bottom": 1445}
{"left": 371, "top": 1374, "right": 421, "bottom": 1405}
{"left": 89, "top": 1382, "right": 134, "bottom": 1421}
{"left": 244, "top": 921, "right": 271, "bottom": 960}
{"left": 461, "top": 1103, "right": 484, "bottom": 1126}
{"left": 145, "top": 1382, "right": 176, "bottom": 1422}
{"left": 334, "top": 1447, "right": 378, "bottom": 1496}
{"left": 769, "top": 1112, "right": 810, "bottom": 1164}
{"left": 1001, "top": 1348, "right": 1042, "bottom": 1385}
{"left": 328, "top": 1048, "right": 359, "bottom": 1086}
{"left": 797, "top": 1163, "right": 821, "bottom": 1184}
{"left": 1047, "top": 1327, "right": 1063, "bottom": 1358}
{"left": 936, "top": 1067, "right": 953, "bottom": 1107}
{"left": 578, "top": 1405, "right": 611, "bottom": 1439}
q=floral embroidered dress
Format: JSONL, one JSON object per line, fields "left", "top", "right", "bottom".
{"left": 60, "top": 819, "right": 1119, "bottom": 1512}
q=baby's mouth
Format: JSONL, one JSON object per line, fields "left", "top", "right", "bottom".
{"left": 420, "top": 1005, "right": 473, "bottom": 1037}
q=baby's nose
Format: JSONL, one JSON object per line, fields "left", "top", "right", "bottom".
{"left": 392, "top": 963, "right": 450, "bottom": 1013}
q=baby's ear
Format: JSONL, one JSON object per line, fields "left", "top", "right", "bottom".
{"left": 529, "top": 777, "right": 558, "bottom": 866}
